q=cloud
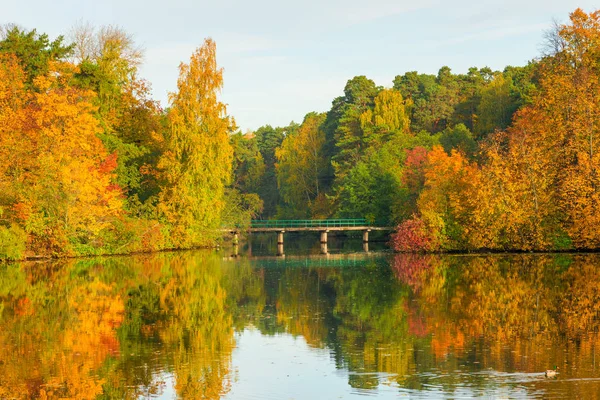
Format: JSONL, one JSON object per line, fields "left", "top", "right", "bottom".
{"left": 327, "top": 0, "right": 437, "bottom": 26}
{"left": 144, "top": 43, "right": 197, "bottom": 66}
{"left": 432, "top": 22, "right": 550, "bottom": 47}
{"left": 214, "top": 32, "right": 290, "bottom": 54}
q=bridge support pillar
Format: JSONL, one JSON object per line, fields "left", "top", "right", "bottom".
{"left": 277, "top": 231, "right": 285, "bottom": 257}
{"left": 320, "top": 230, "right": 329, "bottom": 244}
{"left": 363, "top": 229, "right": 370, "bottom": 243}
{"left": 321, "top": 242, "right": 328, "bottom": 255}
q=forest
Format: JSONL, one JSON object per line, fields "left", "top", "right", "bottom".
{"left": 1, "top": 8, "right": 600, "bottom": 259}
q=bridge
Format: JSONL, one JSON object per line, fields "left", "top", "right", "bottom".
{"left": 231, "top": 219, "right": 394, "bottom": 257}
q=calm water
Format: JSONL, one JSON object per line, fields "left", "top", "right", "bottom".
{"left": 1, "top": 236, "right": 600, "bottom": 399}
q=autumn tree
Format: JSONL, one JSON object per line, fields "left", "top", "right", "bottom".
{"left": 70, "top": 24, "right": 162, "bottom": 215}
{"left": 415, "top": 146, "right": 480, "bottom": 250}
{"left": 0, "top": 55, "right": 122, "bottom": 256}
{"left": 472, "top": 9, "right": 600, "bottom": 250}
{"left": 158, "top": 39, "right": 233, "bottom": 246}
{"left": 544, "top": 9, "right": 600, "bottom": 248}
{"left": 359, "top": 88, "right": 410, "bottom": 144}
{"left": 275, "top": 112, "right": 327, "bottom": 218}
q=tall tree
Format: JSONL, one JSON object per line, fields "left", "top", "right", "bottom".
{"left": 275, "top": 112, "right": 327, "bottom": 218}
{"left": 253, "top": 125, "right": 285, "bottom": 217}
{"left": 331, "top": 76, "right": 379, "bottom": 178}
{"left": 474, "top": 74, "right": 513, "bottom": 136}
{"left": 158, "top": 39, "right": 233, "bottom": 246}
{"left": 70, "top": 24, "right": 162, "bottom": 215}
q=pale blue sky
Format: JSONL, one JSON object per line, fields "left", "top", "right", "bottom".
{"left": 3, "top": 1, "right": 598, "bottom": 131}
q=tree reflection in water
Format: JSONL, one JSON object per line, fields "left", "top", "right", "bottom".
{"left": 0, "top": 252, "right": 599, "bottom": 398}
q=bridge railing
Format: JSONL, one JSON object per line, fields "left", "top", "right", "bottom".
{"left": 250, "top": 219, "right": 369, "bottom": 229}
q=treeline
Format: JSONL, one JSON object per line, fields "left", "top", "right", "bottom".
{"left": 235, "top": 67, "right": 533, "bottom": 223}
{"left": 2, "top": 8, "right": 599, "bottom": 259}
{"left": 0, "top": 25, "right": 260, "bottom": 260}
{"left": 235, "top": 8, "right": 600, "bottom": 251}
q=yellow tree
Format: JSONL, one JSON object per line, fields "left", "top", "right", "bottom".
{"left": 158, "top": 39, "right": 233, "bottom": 246}
{"left": 359, "top": 88, "right": 410, "bottom": 145}
{"left": 417, "top": 146, "right": 480, "bottom": 250}
{"left": 479, "top": 9, "right": 600, "bottom": 250}
{"left": 550, "top": 9, "right": 600, "bottom": 248}
{"left": 275, "top": 112, "right": 327, "bottom": 217}
{"left": 158, "top": 254, "right": 234, "bottom": 399}
{"left": 0, "top": 54, "right": 28, "bottom": 237}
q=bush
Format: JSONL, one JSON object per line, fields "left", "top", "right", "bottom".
{"left": 390, "top": 217, "right": 434, "bottom": 252}
{"left": 0, "top": 224, "right": 27, "bottom": 261}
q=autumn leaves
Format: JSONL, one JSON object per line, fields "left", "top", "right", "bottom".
{"left": 393, "top": 9, "right": 600, "bottom": 252}
{"left": 1, "top": 8, "right": 600, "bottom": 258}
{"left": 0, "top": 28, "right": 232, "bottom": 259}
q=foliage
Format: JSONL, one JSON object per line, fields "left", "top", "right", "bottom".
{"left": 0, "top": 55, "right": 123, "bottom": 257}
{"left": 0, "top": 27, "right": 238, "bottom": 259}
{"left": 5, "top": 8, "right": 600, "bottom": 257}
{"left": 391, "top": 9, "right": 600, "bottom": 251}
{"left": 275, "top": 112, "right": 327, "bottom": 218}
{"left": 253, "top": 125, "right": 285, "bottom": 217}
{"left": 0, "top": 224, "right": 27, "bottom": 261}
{"left": 0, "top": 26, "right": 73, "bottom": 84}
{"left": 391, "top": 217, "right": 434, "bottom": 252}
{"left": 158, "top": 38, "right": 233, "bottom": 247}
{"left": 438, "top": 123, "right": 477, "bottom": 160}
{"left": 221, "top": 189, "right": 263, "bottom": 229}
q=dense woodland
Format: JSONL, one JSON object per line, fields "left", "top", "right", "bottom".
{"left": 1, "top": 8, "right": 600, "bottom": 259}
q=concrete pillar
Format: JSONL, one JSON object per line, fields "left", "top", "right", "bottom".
{"left": 277, "top": 231, "right": 285, "bottom": 257}
{"left": 320, "top": 242, "right": 328, "bottom": 255}
{"left": 320, "top": 230, "right": 329, "bottom": 244}
{"left": 363, "top": 229, "right": 370, "bottom": 243}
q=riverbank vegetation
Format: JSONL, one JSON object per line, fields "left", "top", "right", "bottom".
{"left": 236, "top": 8, "right": 600, "bottom": 252}
{"left": 1, "top": 8, "right": 599, "bottom": 259}
{"left": 0, "top": 26, "right": 259, "bottom": 260}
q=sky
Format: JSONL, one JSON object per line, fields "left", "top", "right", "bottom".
{"left": 2, "top": 0, "right": 598, "bottom": 131}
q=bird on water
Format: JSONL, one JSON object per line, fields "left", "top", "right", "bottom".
{"left": 545, "top": 366, "right": 559, "bottom": 378}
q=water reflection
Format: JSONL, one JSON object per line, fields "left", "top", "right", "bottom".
{"left": 0, "top": 252, "right": 599, "bottom": 398}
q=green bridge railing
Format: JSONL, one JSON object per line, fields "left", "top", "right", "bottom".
{"left": 250, "top": 219, "right": 369, "bottom": 229}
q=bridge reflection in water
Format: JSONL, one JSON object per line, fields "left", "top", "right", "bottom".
{"left": 224, "top": 250, "right": 387, "bottom": 268}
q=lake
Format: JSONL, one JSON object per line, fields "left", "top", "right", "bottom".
{"left": 1, "top": 234, "right": 599, "bottom": 399}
